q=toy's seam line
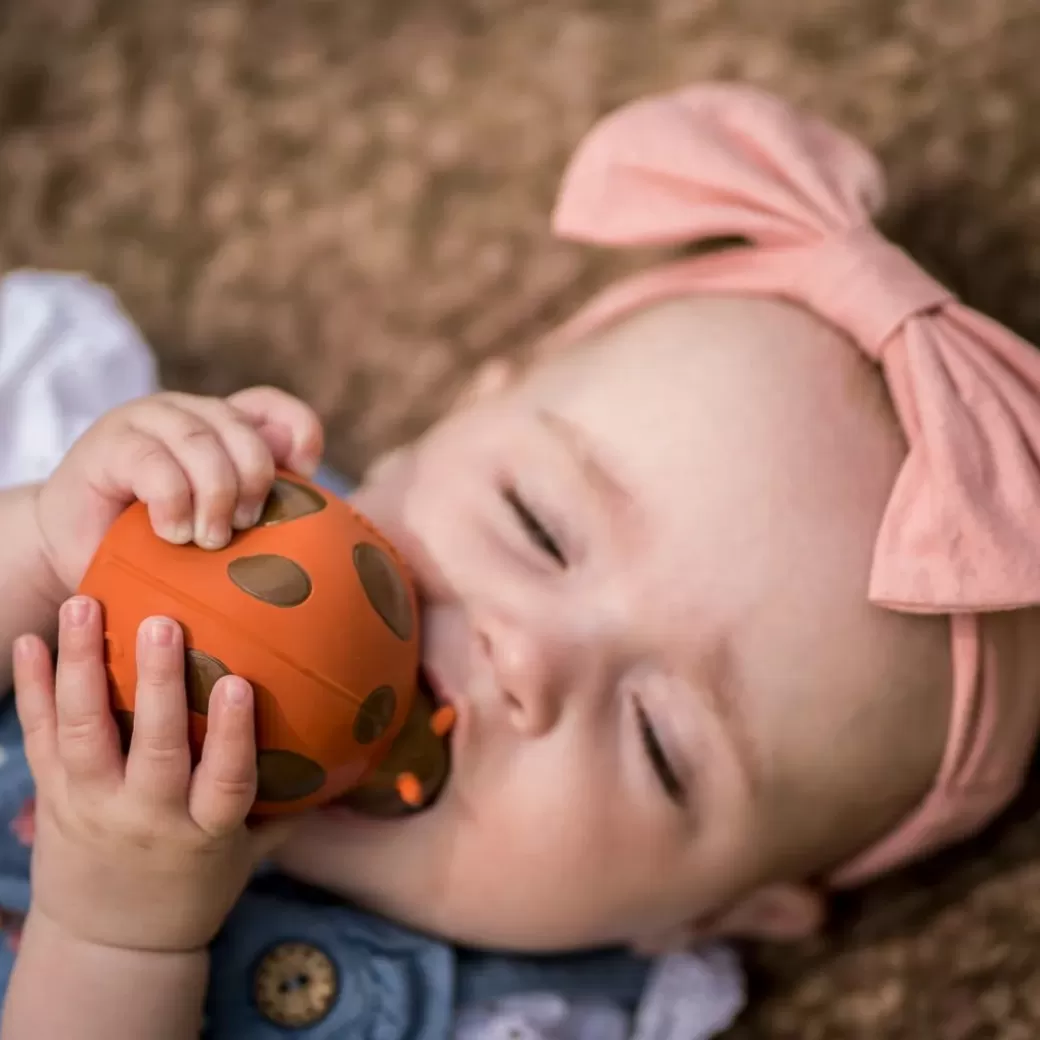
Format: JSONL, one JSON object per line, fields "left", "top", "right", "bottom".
{"left": 100, "top": 554, "right": 377, "bottom": 711}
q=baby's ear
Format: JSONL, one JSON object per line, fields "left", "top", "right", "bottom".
{"left": 701, "top": 883, "right": 825, "bottom": 942}
{"left": 629, "top": 883, "right": 825, "bottom": 954}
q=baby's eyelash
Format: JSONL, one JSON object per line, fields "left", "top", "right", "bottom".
{"left": 634, "top": 698, "right": 686, "bottom": 806}
{"left": 502, "top": 488, "right": 566, "bottom": 566}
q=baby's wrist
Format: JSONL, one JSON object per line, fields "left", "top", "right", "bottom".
{"left": 5, "top": 908, "right": 210, "bottom": 1039}
{"left": 28, "top": 482, "right": 75, "bottom": 606}
{"left": 24, "top": 904, "right": 211, "bottom": 962}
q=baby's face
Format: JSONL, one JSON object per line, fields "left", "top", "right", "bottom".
{"left": 273, "top": 296, "right": 951, "bottom": 951}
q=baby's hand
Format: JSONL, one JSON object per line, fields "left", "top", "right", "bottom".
{"left": 12, "top": 598, "right": 288, "bottom": 952}
{"left": 35, "top": 387, "right": 323, "bottom": 593}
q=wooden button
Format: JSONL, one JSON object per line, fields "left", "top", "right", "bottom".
{"left": 253, "top": 941, "right": 337, "bottom": 1028}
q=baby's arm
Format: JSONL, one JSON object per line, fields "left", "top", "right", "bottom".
{"left": 1, "top": 609, "right": 245, "bottom": 1040}
{"left": 0, "top": 482, "right": 210, "bottom": 1037}
{"left": 5, "top": 913, "right": 208, "bottom": 1039}
{"left": 0, "top": 484, "right": 65, "bottom": 692}
{"left": 0, "top": 387, "right": 320, "bottom": 1040}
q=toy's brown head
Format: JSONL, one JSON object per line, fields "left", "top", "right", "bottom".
{"left": 78, "top": 471, "right": 453, "bottom": 817}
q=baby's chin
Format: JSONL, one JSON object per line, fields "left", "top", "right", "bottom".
{"left": 267, "top": 797, "right": 451, "bottom": 910}
{"left": 266, "top": 809, "right": 476, "bottom": 944}
{"left": 271, "top": 801, "right": 415, "bottom": 869}
{"left": 265, "top": 807, "right": 633, "bottom": 953}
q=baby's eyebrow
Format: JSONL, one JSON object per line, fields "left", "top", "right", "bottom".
{"left": 535, "top": 409, "right": 635, "bottom": 516}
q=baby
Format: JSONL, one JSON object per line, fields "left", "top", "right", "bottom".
{"left": 3, "top": 82, "right": 1040, "bottom": 1038}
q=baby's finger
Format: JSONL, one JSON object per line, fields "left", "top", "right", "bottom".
{"left": 123, "top": 618, "right": 192, "bottom": 806}
{"left": 53, "top": 597, "right": 123, "bottom": 791}
{"left": 226, "top": 386, "right": 324, "bottom": 478}
{"left": 128, "top": 400, "right": 239, "bottom": 550}
{"left": 162, "top": 395, "right": 276, "bottom": 531}
{"left": 188, "top": 677, "right": 256, "bottom": 837}
{"left": 12, "top": 634, "right": 60, "bottom": 788}
{"left": 95, "top": 428, "right": 194, "bottom": 545}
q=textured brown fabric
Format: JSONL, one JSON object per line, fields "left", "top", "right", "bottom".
{"left": 3, "top": 1, "right": 1040, "bottom": 1035}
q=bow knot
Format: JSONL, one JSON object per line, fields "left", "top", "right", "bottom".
{"left": 798, "top": 225, "right": 954, "bottom": 361}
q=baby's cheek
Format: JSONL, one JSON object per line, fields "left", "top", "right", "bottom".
{"left": 462, "top": 787, "right": 624, "bottom": 907}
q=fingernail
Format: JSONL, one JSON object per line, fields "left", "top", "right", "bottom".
{"left": 166, "top": 521, "right": 193, "bottom": 545}
{"left": 147, "top": 618, "right": 175, "bottom": 647}
{"left": 232, "top": 504, "right": 259, "bottom": 530}
{"left": 62, "top": 597, "right": 91, "bottom": 627}
{"left": 223, "top": 678, "right": 251, "bottom": 706}
{"left": 197, "top": 521, "right": 230, "bottom": 550}
{"left": 13, "top": 636, "right": 33, "bottom": 663}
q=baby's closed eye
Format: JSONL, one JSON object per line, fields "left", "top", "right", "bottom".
{"left": 502, "top": 487, "right": 566, "bottom": 567}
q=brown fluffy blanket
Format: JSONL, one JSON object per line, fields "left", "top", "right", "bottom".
{"left": 3, "top": 1, "right": 1040, "bottom": 1035}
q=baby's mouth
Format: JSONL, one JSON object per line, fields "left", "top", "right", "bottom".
{"left": 336, "top": 668, "right": 454, "bottom": 818}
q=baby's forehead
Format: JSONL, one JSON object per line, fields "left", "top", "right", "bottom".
{"left": 526, "top": 296, "right": 907, "bottom": 640}
{"left": 528, "top": 295, "right": 899, "bottom": 502}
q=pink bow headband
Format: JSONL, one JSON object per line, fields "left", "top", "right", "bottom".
{"left": 548, "top": 84, "right": 1040, "bottom": 885}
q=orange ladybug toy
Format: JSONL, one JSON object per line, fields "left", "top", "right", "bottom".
{"left": 77, "top": 471, "right": 454, "bottom": 818}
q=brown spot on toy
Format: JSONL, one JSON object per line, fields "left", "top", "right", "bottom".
{"left": 185, "top": 650, "right": 230, "bottom": 715}
{"left": 113, "top": 709, "right": 134, "bottom": 755}
{"left": 353, "top": 685, "right": 397, "bottom": 745}
{"left": 228, "top": 554, "right": 312, "bottom": 607}
{"left": 353, "top": 542, "right": 412, "bottom": 640}
{"left": 256, "top": 478, "right": 327, "bottom": 527}
{"left": 256, "top": 749, "right": 327, "bottom": 802}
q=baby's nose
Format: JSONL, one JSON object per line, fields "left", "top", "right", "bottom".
{"left": 480, "top": 619, "right": 560, "bottom": 737}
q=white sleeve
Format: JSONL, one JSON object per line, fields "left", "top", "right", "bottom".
{"left": 454, "top": 993, "right": 630, "bottom": 1040}
{"left": 0, "top": 270, "right": 160, "bottom": 489}
{"left": 452, "top": 945, "right": 745, "bottom": 1040}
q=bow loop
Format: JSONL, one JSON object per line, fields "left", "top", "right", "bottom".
{"left": 552, "top": 85, "right": 886, "bottom": 252}
{"left": 871, "top": 308, "right": 1040, "bottom": 612}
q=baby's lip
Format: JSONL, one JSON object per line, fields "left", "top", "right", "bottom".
{"left": 422, "top": 662, "right": 454, "bottom": 708}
